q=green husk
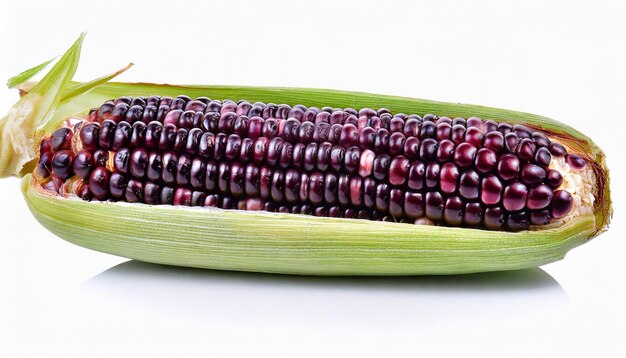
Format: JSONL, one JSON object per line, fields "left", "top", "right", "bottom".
{"left": 6, "top": 58, "right": 55, "bottom": 89}
{"left": 22, "top": 175, "right": 596, "bottom": 275}
{"left": 1, "top": 34, "right": 613, "bottom": 275}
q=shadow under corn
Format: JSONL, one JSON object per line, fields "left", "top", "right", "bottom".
{"left": 82, "top": 260, "right": 567, "bottom": 328}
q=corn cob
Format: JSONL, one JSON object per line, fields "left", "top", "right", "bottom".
{"left": 36, "top": 97, "right": 591, "bottom": 231}
{"left": 0, "top": 35, "right": 612, "bottom": 275}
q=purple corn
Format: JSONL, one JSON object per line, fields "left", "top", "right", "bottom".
{"left": 36, "top": 95, "right": 589, "bottom": 231}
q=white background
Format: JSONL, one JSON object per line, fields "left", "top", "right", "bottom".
{"left": 1, "top": 0, "right": 625, "bottom": 356}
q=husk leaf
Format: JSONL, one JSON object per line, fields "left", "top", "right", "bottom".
{"left": 22, "top": 175, "right": 595, "bottom": 275}
{"left": 6, "top": 57, "right": 55, "bottom": 89}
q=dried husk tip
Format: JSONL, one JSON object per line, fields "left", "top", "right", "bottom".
{"left": 0, "top": 33, "right": 132, "bottom": 178}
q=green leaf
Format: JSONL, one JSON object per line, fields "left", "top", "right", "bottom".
{"left": 61, "top": 63, "right": 134, "bottom": 103}
{"left": 29, "top": 33, "right": 85, "bottom": 131}
{"left": 6, "top": 58, "right": 55, "bottom": 89}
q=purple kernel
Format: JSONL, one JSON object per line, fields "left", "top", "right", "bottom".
{"left": 502, "top": 181, "right": 528, "bottom": 212}
{"left": 566, "top": 154, "right": 587, "bottom": 171}
{"left": 527, "top": 184, "right": 554, "bottom": 210}
{"left": 551, "top": 190, "right": 573, "bottom": 218}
